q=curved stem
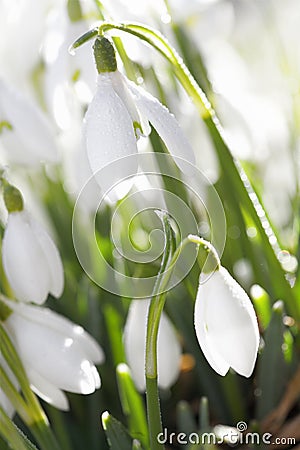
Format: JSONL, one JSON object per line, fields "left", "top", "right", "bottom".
{"left": 144, "top": 232, "right": 220, "bottom": 448}
{"left": 145, "top": 213, "right": 173, "bottom": 450}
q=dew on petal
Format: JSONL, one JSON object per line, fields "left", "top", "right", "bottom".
{"left": 64, "top": 338, "right": 73, "bottom": 348}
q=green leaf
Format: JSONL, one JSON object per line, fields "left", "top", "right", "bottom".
{"left": 116, "top": 364, "right": 149, "bottom": 449}
{"left": 256, "top": 301, "right": 287, "bottom": 420}
{"left": 0, "top": 407, "right": 38, "bottom": 450}
{"left": 101, "top": 411, "right": 133, "bottom": 450}
{"left": 171, "top": 23, "right": 213, "bottom": 102}
{"left": 177, "top": 401, "right": 197, "bottom": 436}
{"left": 199, "top": 397, "right": 209, "bottom": 432}
{"left": 251, "top": 285, "right": 272, "bottom": 330}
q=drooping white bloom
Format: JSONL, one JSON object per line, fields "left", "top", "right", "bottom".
{"left": 2, "top": 210, "right": 64, "bottom": 304}
{"left": 124, "top": 299, "right": 181, "bottom": 391}
{"left": 2, "top": 299, "right": 104, "bottom": 411}
{"left": 84, "top": 68, "right": 196, "bottom": 194}
{"left": 0, "top": 79, "right": 58, "bottom": 166}
{"left": 194, "top": 266, "right": 259, "bottom": 377}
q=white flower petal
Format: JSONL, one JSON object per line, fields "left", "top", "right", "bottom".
{"left": 157, "top": 312, "right": 181, "bottom": 389}
{"left": 2, "top": 212, "right": 50, "bottom": 304}
{"left": 128, "top": 81, "right": 196, "bottom": 174}
{"left": 194, "top": 278, "right": 230, "bottom": 376}
{"left": 195, "top": 268, "right": 259, "bottom": 377}
{"left": 77, "top": 360, "right": 100, "bottom": 394}
{"left": 4, "top": 301, "right": 104, "bottom": 364}
{"left": 0, "top": 79, "right": 58, "bottom": 165}
{"left": 28, "top": 368, "right": 69, "bottom": 411}
{"left": 111, "top": 71, "right": 151, "bottom": 136}
{"left": 5, "top": 311, "right": 100, "bottom": 394}
{"left": 124, "top": 299, "right": 181, "bottom": 391}
{"left": 72, "top": 325, "right": 105, "bottom": 365}
{"left": 124, "top": 300, "right": 147, "bottom": 391}
{"left": 84, "top": 73, "right": 138, "bottom": 194}
{"left": 30, "top": 218, "right": 64, "bottom": 298}
{"left": 91, "top": 365, "right": 101, "bottom": 390}
{"left": 72, "top": 142, "right": 102, "bottom": 213}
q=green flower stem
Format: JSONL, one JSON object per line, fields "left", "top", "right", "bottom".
{"left": 144, "top": 235, "right": 219, "bottom": 448}
{"left": 0, "top": 322, "right": 45, "bottom": 422}
{"left": 188, "top": 235, "right": 221, "bottom": 272}
{"left": 145, "top": 229, "right": 203, "bottom": 449}
{"left": 145, "top": 234, "right": 221, "bottom": 380}
{"left": 145, "top": 213, "right": 174, "bottom": 450}
{"left": 145, "top": 377, "right": 163, "bottom": 450}
{"left": 0, "top": 366, "right": 31, "bottom": 422}
{"left": 0, "top": 406, "right": 38, "bottom": 450}
{"left": 30, "top": 421, "right": 61, "bottom": 450}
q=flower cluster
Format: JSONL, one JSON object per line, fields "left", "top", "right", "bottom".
{"left": 81, "top": 36, "right": 259, "bottom": 389}
{"left": 0, "top": 182, "right": 104, "bottom": 414}
{"left": 0, "top": 3, "right": 277, "bottom": 447}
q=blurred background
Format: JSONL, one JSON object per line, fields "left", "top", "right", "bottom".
{"left": 0, "top": 0, "right": 299, "bottom": 449}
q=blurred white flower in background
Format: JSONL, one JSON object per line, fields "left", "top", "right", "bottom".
{"left": 102, "top": 0, "right": 168, "bottom": 26}
{"left": 0, "top": 0, "right": 56, "bottom": 89}
{"left": 194, "top": 266, "right": 259, "bottom": 377}
{"left": 124, "top": 299, "right": 181, "bottom": 391}
{"left": 2, "top": 209, "right": 64, "bottom": 304}
{"left": 43, "top": 3, "right": 96, "bottom": 131}
{"left": 1, "top": 298, "right": 104, "bottom": 411}
{"left": 0, "top": 79, "right": 58, "bottom": 166}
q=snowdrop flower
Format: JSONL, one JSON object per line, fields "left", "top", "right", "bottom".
{"left": 1, "top": 184, "right": 64, "bottom": 304}
{"left": 0, "top": 79, "right": 58, "bottom": 166}
{"left": 1, "top": 298, "right": 104, "bottom": 411}
{"left": 124, "top": 299, "right": 181, "bottom": 391}
{"left": 194, "top": 266, "right": 259, "bottom": 377}
{"left": 83, "top": 36, "right": 195, "bottom": 194}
